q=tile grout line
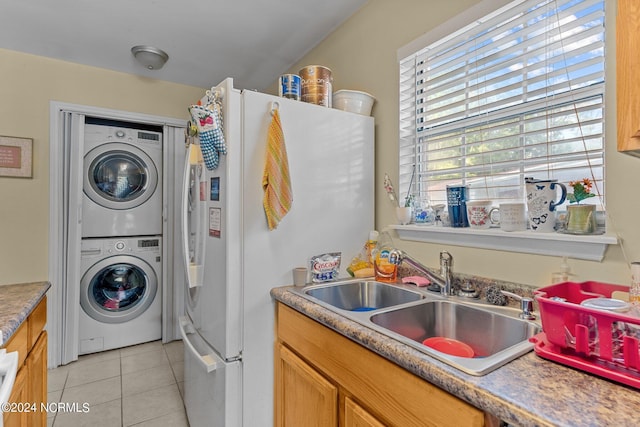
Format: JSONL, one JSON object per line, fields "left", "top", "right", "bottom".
{"left": 49, "top": 341, "right": 187, "bottom": 427}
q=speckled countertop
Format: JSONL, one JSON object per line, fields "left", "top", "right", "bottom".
{"left": 272, "top": 286, "right": 640, "bottom": 427}
{"left": 0, "top": 282, "right": 50, "bottom": 346}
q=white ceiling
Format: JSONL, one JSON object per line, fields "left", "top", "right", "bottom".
{"left": 0, "top": 0, "right": 367, "bottom": 90}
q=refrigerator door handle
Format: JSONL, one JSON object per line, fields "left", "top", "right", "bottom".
{"left": 179, "top": 316, "right": 222, "bottom": 373}
{"left": 181, "top": 144, "right": 203, "bottom": 289}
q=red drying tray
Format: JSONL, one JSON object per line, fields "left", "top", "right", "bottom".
{"left": 530, "top": 332, "right": 640, "bottom": 389}
{"left": 533, "top": 281, "right": 640, "bottom": 388}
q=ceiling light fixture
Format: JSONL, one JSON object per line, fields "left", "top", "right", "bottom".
{"left": 131, "top": 45, "right": 169, "bottom": 70}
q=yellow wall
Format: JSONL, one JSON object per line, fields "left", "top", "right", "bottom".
{"left": 2, "top": 0, "right": 635, "bottom": 289}
{"left": 0, "top": 48, "right": 204, "bottom": 285}
{"left": 278, "top": 0, "right": 634, "bottom": 288}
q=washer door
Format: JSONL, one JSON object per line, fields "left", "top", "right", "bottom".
{"left": 81, "top": 255, "right": 158, "bottom": 324}
{"left": 84, "top": 143, "right": 158, "bottom": 210}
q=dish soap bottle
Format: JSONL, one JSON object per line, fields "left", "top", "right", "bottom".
{"left": 347, "top": 230, "right": 379, "bottom": 278}
{"left": 630, "top": 262, "right": 640, "bottom": 306}
{"left": 551, "top": 256, "right": 572, "bottom": 284}
{"left": 372, "top": 231, "right": 398, "bottom": 283}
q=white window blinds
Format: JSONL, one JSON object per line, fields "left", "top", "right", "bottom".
{"left": 398, "top": 0, "right": 605, "bottom": 209}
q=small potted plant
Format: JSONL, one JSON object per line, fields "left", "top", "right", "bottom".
{"left": 565, "top": 178, "right": 597, "bottom": 234}
{"left": 384, "top": 173, "right": 412, "bottom": 225}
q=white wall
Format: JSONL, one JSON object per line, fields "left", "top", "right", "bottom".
{"left": 2, "top": 0, "right": 634, "bottom": 290}
{"left": 0, "top": 48, "right": 204, "bottom": 285}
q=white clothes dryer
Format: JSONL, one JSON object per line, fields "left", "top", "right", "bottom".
{"left": 78, "top": 236, "right": 162, "bottom": 355}
{"left": 82, "top": 119, "right": 163, "bottom": 238}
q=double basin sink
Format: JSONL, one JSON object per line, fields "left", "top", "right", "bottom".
{"left": 291, "top": 279, "right": 540, "bottom": 376}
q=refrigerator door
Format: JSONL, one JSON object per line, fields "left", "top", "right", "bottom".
{"left": 194, "top": 79, "right": 244, "bottom": 360}
{"left": 240, "top": 90, "right": 375, "bottom": 426}
{"left": 181, "top": 143, "right": 207, "bottom": 329}
{"left": 180, "top": 316, "right": 241, "bottom": 427}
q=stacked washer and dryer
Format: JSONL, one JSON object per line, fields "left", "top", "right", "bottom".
{"left": 78, "top": 119, "right": 163, "bottom": 355}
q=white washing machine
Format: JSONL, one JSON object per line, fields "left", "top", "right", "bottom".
{"left": 78, "top": 236, "right": 162, "bottom": 355}
{"left": 82, "top": 120, "right": 163, "bottom": 238}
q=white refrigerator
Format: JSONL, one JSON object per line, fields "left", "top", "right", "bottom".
{"left": 178, "top": 78, "right": 374, "bottom": 426}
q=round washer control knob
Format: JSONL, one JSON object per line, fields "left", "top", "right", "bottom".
{"left": 115, "top": 130, "right": 126, "bottom": 138}
{"left": 114, "top": 241, "right": 126, "bottom": 251}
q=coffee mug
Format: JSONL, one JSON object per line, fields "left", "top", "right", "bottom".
{"left": 446, "top": 185, "right": 469, "bottom": 227}
{"left": 525, "top": 177, "right": 567, "bottom": 232}
{"left": 466, "top": 200, "right": 495, "bottom": 229}
{"left": 492, "top": 202, "right": 527, "bottom": 232}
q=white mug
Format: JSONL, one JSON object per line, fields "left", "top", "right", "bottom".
{"left": 525, "top": 178, "right": 566, "bottom": 232}
{"left": 492, "top": 202, "right": 527, "bottom": 232}
{"left": 466, "top": 200, "right": 495, "bottom": 229}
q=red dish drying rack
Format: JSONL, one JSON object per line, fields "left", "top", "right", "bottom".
{"left": 532, "top": 281, "right": 640, "bottom": 389}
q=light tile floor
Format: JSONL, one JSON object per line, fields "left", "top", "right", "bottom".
{"left": 47, "top": 340, "right": 189, "bottom": 427}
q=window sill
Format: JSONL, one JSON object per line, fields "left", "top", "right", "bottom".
{"left": 389, "top": 224, "right": 618, "bottom": 262}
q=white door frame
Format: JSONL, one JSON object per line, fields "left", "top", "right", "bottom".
{"left": 49, "top": 101, "right": 187, "bottom": 368}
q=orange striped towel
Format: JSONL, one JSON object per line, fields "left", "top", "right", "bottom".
{"left": 262, "top": 109, "right": 292, "bottom": 230}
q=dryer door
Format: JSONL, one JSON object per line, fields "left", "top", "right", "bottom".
{"left": 81, "top": 255, "right": 158, "bottom": 324}
{"left": 84, "top": 142, "right": 158, "bottom": 210}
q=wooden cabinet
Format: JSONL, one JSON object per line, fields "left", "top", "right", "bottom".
{"left": 3, "top": 297, "right": 48, "bottom": 427}
{"left": 617, "top": 0, "right": 640, "bottom": 154}
{"left": 4, "top": 364, "right": 28, "bottom": 427}
{"left": 274, "top": 302, "right": 485, "bottom": 427}
{"left": 344, "top": 397, "right": 385, "bottom": 427}
{"left": 27, "top": 331, "right": 47, "bottom": 426}
{"left": 275, "top": 343, "right": 338, "bottom": 427}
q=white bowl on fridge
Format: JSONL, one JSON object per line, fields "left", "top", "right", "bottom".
{"left": 333, "top": 90, "right": 376, "bottom": 116}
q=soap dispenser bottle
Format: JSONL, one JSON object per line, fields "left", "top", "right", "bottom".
{"left": 551, "top": 256, "right": 572, "bottom": 284}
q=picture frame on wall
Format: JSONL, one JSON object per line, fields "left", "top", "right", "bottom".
{"left": 0, "top": 136, "right": 33, "bottom": 178}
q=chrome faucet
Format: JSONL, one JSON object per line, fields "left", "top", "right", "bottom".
{"left": 390, "top": 250, "right": 454, "bottom": 297}
{"left": 500, "top": 290, "right": 536, "bottom": 320}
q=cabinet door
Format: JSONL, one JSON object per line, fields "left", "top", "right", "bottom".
{"left": 277, "top": 303, "right": 485, "bottom": 427}
{"left": 275, "top": 343, "right": 338, "bottom": 427}
{"left": 28, "top": 331, "right": 47, "bottom": 427}
{"left": 617, "top": 0, "right": 640, "bottom": 153}
{"left": 344, "top": 397, "right": 385, "bottom": 427}
{"left": 4, "top": 362, "right": 28, "bottom": 427}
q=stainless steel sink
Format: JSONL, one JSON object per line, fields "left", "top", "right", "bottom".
{"left": 303, "top": 280, "right": 424, "bottom": 311}
{"left": 369, "top": 300, "right": 540, "bottom": 375}
{"left": 291, "top": 278, "right": 540, "bottom": 376}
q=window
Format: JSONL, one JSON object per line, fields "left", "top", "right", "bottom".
{"left": 398, "top": 0, "right": 605, "bottom": 213}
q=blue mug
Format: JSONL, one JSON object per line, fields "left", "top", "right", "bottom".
{"left": 446, "top": 185, "right": 469, "bottom": 227}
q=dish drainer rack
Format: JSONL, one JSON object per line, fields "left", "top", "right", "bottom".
{"left": 532, "top": 281, "right": 640, "bottom": 388}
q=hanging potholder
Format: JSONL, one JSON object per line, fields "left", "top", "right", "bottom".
{"left": 198, "top": 130, "right": 220, "bottom": 170}
{"left": 189, "top": 105, "right": 225, "bottom": 170}
{"left": 211, "top": 106, "right": 227, "bottom": 155}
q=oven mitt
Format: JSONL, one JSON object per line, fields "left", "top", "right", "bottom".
{"left": 188, "top": 105, "right": 226, "bottom": 170}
